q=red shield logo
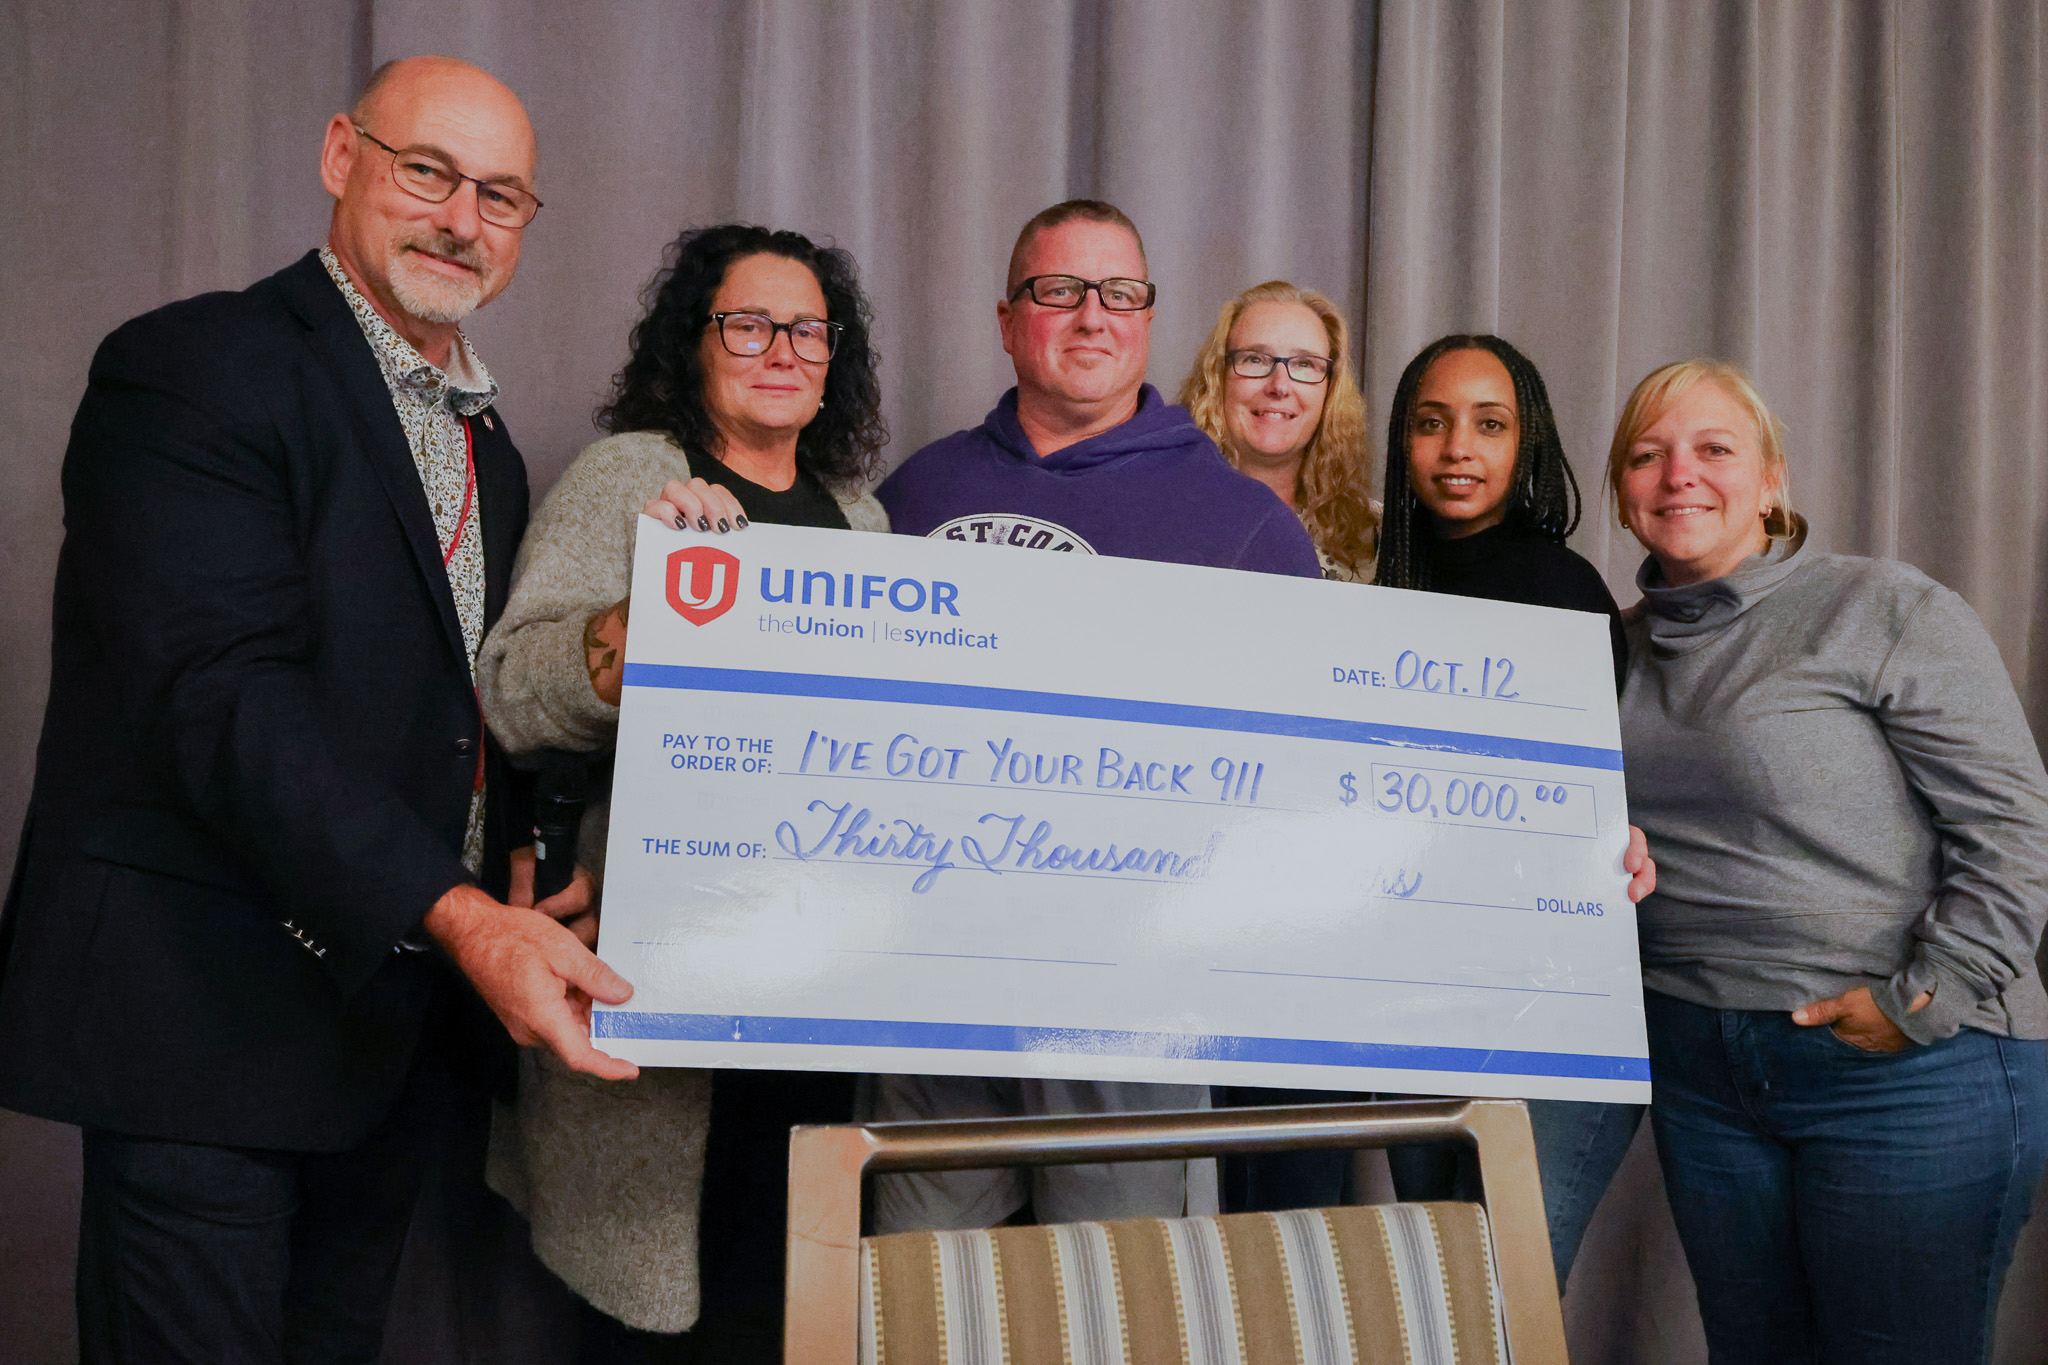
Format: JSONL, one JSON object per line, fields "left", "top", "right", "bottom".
{"left": 666, "top": 546, "right": 740, "bottom": 625}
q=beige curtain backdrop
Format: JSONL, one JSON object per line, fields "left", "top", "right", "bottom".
{"left": 1, "top": 2, "right": 2042, "bottom": 1362}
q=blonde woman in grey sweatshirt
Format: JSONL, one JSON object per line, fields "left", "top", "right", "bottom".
{"left": 477, "top": 225, "right": 888, "bottom": 1363}
{"left": 1611, "top": 359, "right": 2048, "bottom": 1365}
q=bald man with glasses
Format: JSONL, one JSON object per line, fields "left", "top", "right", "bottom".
{"left": 0, "top": 57, "right": 637, "bottom": 1362}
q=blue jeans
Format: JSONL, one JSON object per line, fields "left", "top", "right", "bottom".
{"left": 1646, "top": 989, "right": 2048, "bottom": 1365}
{"left": 1525, "top": 1097, "right": 1644, "bottom": 1282}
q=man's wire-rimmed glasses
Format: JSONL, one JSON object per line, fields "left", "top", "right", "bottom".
{"left": 1009, "top": 275, "right": 1157, "bottom": 312}
{"left": 352, "top": 125, "right": 543, "bottom": 229}
{"left": 1230, "top": 349, "right": 1334, "bottom": 384}
{"left": 710, "top": 312, "right": 843, "bottom": 363}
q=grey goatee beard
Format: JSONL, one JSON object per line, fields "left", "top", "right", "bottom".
{"left": 388, "top": 230, "right": 490, "bottom": 325}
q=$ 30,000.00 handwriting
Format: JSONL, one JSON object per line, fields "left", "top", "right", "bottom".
{"left": 1339, "top": 767, "right": 1596, "bottom": 840}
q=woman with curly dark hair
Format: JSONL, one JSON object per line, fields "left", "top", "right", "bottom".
{"left": 476, "top": 223, "right": 888, "bottom": 1363}
{"left": 601, "top": 222, "right": 888, "bottom": 513}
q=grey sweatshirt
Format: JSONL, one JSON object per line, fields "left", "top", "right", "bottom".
{"left": 1620, "top": 529, "right": 2048, "bottom": 1045}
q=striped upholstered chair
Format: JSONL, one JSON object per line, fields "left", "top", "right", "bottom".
{"left": 784, "top": 1097, "right": 1565, "bottom": 1365}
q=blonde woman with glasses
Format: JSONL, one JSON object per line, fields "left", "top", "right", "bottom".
{"left": 1178, "top": 281, "right": 1378, "bottom": 580}
{"left": 1176, "top": 282, "right": 1380, "bottom": 1213}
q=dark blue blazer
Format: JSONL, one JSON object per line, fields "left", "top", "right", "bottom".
{"left": 0, "top": 250, "right": 528, "bottom": 1150}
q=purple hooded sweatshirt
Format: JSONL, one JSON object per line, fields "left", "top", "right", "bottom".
{"left": 878, "top": 384, "right": 1322, "bottom": 577}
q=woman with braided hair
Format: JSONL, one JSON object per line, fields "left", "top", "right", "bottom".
{"left": 1374, "top": 334, "right": 1642, "bottom": 1289}
{"left": 1375, "top": 333, "right": 1625, "bottom": 685}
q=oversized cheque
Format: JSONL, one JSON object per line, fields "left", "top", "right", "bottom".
{"left": 595, "top": 520, "right": 1650, "bottom": 1103}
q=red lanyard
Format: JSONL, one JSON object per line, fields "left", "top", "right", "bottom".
{"left": 444, "top": 417, "right": 477, "bottom": 568}
{"left": 448, "top": 417, "right": 485, "bottom": 794}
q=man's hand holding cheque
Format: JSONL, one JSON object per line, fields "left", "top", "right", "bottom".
{"left": 428, "top": 877, "right": 638, "bottom": 1079}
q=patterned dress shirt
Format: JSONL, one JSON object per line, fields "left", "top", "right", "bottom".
{"left": 320, "top": 247, "right": 496, "bottom": 874}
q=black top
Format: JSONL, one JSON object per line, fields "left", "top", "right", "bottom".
{"left": 678, "top": 447, "right": 858, "bottom": 1348}
{"left": 1428, "top": 522, "right": 1627, "bottom": 693}
{"left": 694, "top": 454, "right": 849, "bottom": 530}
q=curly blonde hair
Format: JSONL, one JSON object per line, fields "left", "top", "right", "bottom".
{"left": 1178, "top": 282, "right": 1377, "bottom": 578}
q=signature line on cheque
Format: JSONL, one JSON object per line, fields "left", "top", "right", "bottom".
{"left": 1210, "top": 967, "right": 1607, "bottom": 998}
{"left": 837, "top": 948, "right": 1118, "bottom": 968}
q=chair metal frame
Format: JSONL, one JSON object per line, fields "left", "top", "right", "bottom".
{"left": 784, "top": 1096, "right": 1566, "bottom": 1364}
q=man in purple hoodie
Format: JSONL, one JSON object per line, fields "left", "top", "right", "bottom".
{"left": 879, "top": 200, "right": 1321, "bottom": 571}
{"left": 870, "top": 201, "right": 1321, "bottom": 1234}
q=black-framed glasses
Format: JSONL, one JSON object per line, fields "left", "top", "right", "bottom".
{"left": 1230, "top": 350, "right": 1334, "bottom": 384}
{"left": 710, "top": 312, "right": 843, "bottom": 363}
{"left": 353, "top": 125, "right": 543, "bottom": 228}
{"left": 1009, "top": 275, "right": 1156, "bottom": 312}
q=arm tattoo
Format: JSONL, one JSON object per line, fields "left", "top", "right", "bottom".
{"left": 585, "top": 596, "right": 631, "bottom": 691}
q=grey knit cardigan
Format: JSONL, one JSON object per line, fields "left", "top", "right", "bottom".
{"left": 476, "top": 429, "right": 887, "bottom": 1331}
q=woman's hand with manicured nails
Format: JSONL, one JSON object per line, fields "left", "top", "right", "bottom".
{"left": 644, "top": 476, "right": 747, "bottom": 535}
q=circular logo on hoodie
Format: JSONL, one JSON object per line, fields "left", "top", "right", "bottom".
{"left": 930, "top": 515, "right": 1096, "bottom": 554}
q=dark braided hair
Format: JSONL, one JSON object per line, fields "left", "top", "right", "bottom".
{"left": 1373, "top": 334, "right": 1582, "bottom": 591}
{"left": 596, "top": 224, "right": 887, "bottom": 489}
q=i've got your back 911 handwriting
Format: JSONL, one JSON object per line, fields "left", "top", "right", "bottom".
{"left": 798, "top": 730, "right": 1266, "bottom": 804}
{"left": 652, "top": 730, "right": 1268, "bottom": 801}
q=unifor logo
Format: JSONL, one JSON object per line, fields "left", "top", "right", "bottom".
{"left": 666, "top": 546, "right": 740, "bottom": 625}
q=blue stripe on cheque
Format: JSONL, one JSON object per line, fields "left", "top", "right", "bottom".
{"left": 622, "top": 663, "right": 1624, "bottom": 771}
{"left": 590, "top": 1010, "right": 1651, "bottom": 1082}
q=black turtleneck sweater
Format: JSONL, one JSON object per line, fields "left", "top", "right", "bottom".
{"left": 1427, "top": 522, "right": 1627, "bottom": 693}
